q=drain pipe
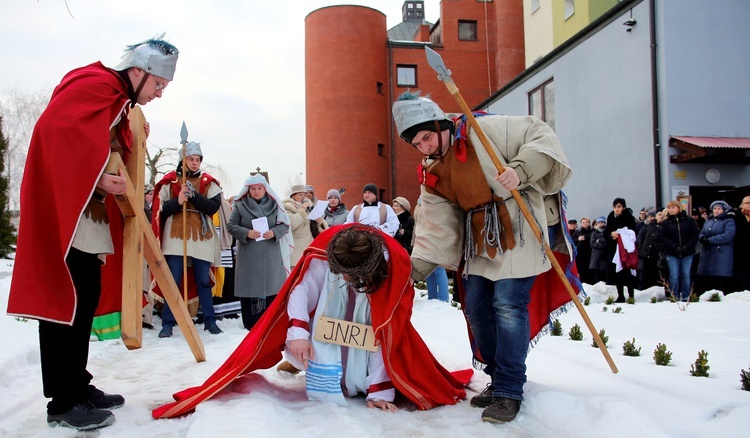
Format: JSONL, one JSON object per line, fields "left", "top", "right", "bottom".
{"left": 649, "top": 0, "right": 663, "bottom": 207}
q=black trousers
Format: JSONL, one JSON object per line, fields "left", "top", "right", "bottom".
{"left": 240, "top": 295, "right": 276, "bottom": 331}
{"left": 39, "top": 248, "right": 102, "bottom": 414}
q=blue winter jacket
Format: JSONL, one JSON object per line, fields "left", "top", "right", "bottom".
{"left": 697, "top": 212, "right": 736, "bottom": 277}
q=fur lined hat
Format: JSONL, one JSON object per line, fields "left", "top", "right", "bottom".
{"left": 709, "top": 200, "right": 730, "bottom": 213}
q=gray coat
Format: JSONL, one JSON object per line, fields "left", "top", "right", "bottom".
{"left": 227, "top": 195, "right": 290, "bottom": 299}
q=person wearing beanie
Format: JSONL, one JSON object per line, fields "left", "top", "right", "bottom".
{"left": 392, "top": 90, "right": 574, "bottom": 423}
{"left": 659, "top": 200, "right": 700, "bottom": 301}
{"left": 323, "top": 189, "right": 349, "bottom": 227}
{"left": 6, "top": 35, "right": 180, "bottom": 431}
{"left": 392, "top": 197, "right": 415, "bottom": 254}
{"left": 345, "top": 183, "right": 399, "bottom": 237}
{"left": 695, "top": 200, "right": 735, "bottom": 295}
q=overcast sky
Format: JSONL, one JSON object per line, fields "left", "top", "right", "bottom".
{"left": 0, "top": 0, "right": 440, "bottom": 196}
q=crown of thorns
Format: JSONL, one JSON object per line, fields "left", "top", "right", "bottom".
{"left": 326, "top": 225, "right": 386, "bottom": 293}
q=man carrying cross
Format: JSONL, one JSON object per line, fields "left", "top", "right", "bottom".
{"left": 7, "top": 36, "right": 179, "bottom": 430}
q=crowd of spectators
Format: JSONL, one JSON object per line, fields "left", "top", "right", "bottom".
{"left": 569, "top": 196, "right": 749, "bottom": 300}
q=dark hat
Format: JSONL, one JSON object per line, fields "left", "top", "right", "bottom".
{"left": 568, "top": 219, "right": 577, "bottom": 225}
{"left": 647, "top": 208, "right": 657, "bottom": 217}
{"left": 363, "top": 183, "right": 378, "bottom": 195}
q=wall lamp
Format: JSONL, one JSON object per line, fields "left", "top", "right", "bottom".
{"left": 623, "top": 19, "right": 637, "bottom": 31}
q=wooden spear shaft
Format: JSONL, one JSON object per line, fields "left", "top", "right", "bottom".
{"left": 181, "top": 144, "right": 188, "bottom": 305}
{"left": 437, "top": 73, "right": 618, "bottom": 374}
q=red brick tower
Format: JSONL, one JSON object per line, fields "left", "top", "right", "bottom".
{"left": 305, "top": 6, "right": 391, "bottom": 207}
{"left": 306, "top": 1, "right": 525, "bottom": 213}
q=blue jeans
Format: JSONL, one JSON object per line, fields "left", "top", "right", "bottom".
{"left": 463, "top": 275, "right": 534, "bottom": 401}
{"left": 666, "top": 254, "right": 692, "bottom": 301}
{"left": 427, "top": 267, "right": 450, "bottom": 302}
{"left": 162, "top": 255, "right": 216, "bottom": 327}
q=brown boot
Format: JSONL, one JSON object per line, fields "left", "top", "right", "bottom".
{"left": 276, "top": 361, "right": 301, "bottom": 376}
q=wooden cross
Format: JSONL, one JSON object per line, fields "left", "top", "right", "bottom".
{"left": 113, "top": 107, "right": 206, "bottom": 362}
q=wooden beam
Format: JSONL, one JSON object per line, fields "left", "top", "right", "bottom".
{"left": 111, "top": 145, "right": 206, "bottom": 362}
{"left": 120, "top": 106, "right": 146, "bottom": 349}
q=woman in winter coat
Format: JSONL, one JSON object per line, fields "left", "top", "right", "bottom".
{"left": 696, "top": 200, "right": 736, "bottom": 295}
{"left": 227, "top": 175, "right": 291, "bottom": 330}
{"left": 658, "top": 200, "right": 700, "bottom": 301}
{"left": 283, "top": 184, "right": 323, "bottom": 268}
{"left": 322, "top": 189, "right": 349, "bottom": 227}
{"left": 604, "top": 198, "right": 638, "bottom": 302}
{"left": 391, "top": 196, "right": 415, "bottom": 255}
{"left": 589, "top": 216, "right": 609, "bottom": 284}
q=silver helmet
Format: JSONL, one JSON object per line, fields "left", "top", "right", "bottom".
{"left": 185, "top": 141, "right": 203, "bottom": 159}
{"left": 392, "top": 92, "right": 451, "bottom": 141}
{"left": 113, "top": 34, "right": 179, "bottom": 81}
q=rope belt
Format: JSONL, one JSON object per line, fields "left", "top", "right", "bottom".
{"left": 464, "top": 199, "right": 506, "bottom": 276}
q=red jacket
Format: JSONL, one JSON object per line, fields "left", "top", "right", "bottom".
{"left": 7, "top": 62, "right": 131, "bottom": 324}
{"left": 152, "top": 224, "right": 470, "bottom": 419}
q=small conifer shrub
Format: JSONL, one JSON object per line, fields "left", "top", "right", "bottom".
{"left": 602, "top": 306, "right": 608, "bottom": 312}
{"left": 626, "top": 296, "right": 635, "bottom": 305}
{"left": 584, "top": 296, "right": 591, "bottom": 306}
{"left": 591, "top": 329, "right": 608, "bottom": 348}
{"left": 605, "top": 296, "right": 615, "bottom": 305}
{"left": 653, "top": 343, "right": 672, "bottom": 366}
{"left": 708, "top": 292, "right": 721, "bottom": 302}
{"left": 550, "top": 319, "right": 563, "bottom": 336}
{"left": 740, "top": 366, "right": 750, "bottom": 391}
{"left": 623, "top": 338, "right": 641, "bottom": 356}
{"left": 690, "top": 350, "right": 710, "bottom": 377}
{"left": 650, "top": 296, "right": 657, "bottom": 303}
{"left": 613, "top": 307, "right": 622, "bottom": 314}
{"left": 689, "top": 293, "right": 699, "bottom": 303}
{"left": 568, "top": 324, "right": 583, "bottom": 341}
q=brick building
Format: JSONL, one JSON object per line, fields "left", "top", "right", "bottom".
{"left": 305, "top": 0, "right": 524, "bottom": 210}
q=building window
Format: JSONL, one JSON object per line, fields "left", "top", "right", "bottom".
{"left": 564, "top": 0, "right": 575, "bottom": 20}
{"left": 397, "top": 65, "right": 417, "bottom": 87}
{"left": 378, "top": 144, "right": 385, "bottom": 157}
{"left": 531, "top": 0, "right": 540, "bottom": 13}
{"left": 458, "top": 20, "right": 477, "bottom": 41}
{"left": 417, "top": 3, "right": 422, "bottom": 8}
{"left": 528, "top": 79, "right": 555, "bottom": 131}
{"left": 376, "top": 82, "right": 383, "bottom": 94}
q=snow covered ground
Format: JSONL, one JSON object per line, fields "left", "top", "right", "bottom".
{"left": 1, "top": 257, "right": 748, "bottom": 437}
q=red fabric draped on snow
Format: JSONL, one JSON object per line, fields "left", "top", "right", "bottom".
{"left": 152, "top": 224, "right": 470, "bottom": 419}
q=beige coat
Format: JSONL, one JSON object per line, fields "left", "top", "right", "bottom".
{"left": 283, "top": 198, "right": 314, "bottom": 267}
{"left": 411, "top": 115, "right": 572, "bottom": 281}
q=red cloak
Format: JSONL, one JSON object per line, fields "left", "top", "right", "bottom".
{"left": 153, "top": 224, "right": 470, "bottom": 419}
{"left": 7, "top": 62, "right": 131, "bottom": 324}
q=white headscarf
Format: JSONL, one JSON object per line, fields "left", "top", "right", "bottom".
{"left": 237, "top": 174, "right": 294, "bottom": 274}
